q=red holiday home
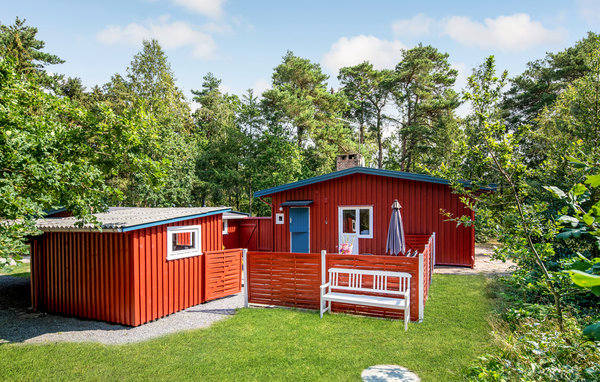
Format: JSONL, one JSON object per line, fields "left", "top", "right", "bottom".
{"left": 31, "top": 207, "right": 243, "bottom": 326}
{"left": 254, "top": 156, "right": 476, "bottom": 267}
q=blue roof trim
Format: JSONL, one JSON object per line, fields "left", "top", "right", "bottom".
{"left": 254, "top": 167, "right": 490, "bottom": 197}
{"left": 280, "top": 200, "right": 314, "bottom": 207}
{"left": 120, "top": 208, "right": 231, "bottom": 232}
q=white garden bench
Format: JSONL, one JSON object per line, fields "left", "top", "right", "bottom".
{"left": 319, "top": 268, "right": 412, "bottom": 331}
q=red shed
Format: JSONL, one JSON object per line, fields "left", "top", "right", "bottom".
{"left": 254, "top": 165, "right": 475, "bottom": 267}
{"left": 31, "top": 207, "right": 242, "bottom": 326}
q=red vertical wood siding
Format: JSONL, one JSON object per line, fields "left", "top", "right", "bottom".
{"left": 223, "top": 219, "right": 240, "bottom": 249}
{"left": 31, "top": 231, "right": 134, "bottom": 325}
{"left": 31, "top": 213, "right": 229, "bottom": 327}
{"left": 131, "top": 214, "right": 223, "bottom": 326}
{"left": 267, "top": 173, "right": 474, "bottom": 267}
{"left": 238, "top": 217, "right": 273, "bottom": 251}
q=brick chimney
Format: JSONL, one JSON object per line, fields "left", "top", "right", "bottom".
{"left": 336, "top": 153, "right": 364, "bottom": 171}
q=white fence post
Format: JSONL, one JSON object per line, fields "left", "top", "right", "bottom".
{"left": 243, "top": 248, "right": 248, "bottom": 308}
{"left": 321, "top": 250, "right": 327, "bottom": 287}
{"left": 432, "top": 232, "right": 436, "bottom": 269}
{"left": 418, "top": 252, "right": 424, "bottom": 322}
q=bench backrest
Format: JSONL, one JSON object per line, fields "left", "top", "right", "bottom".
{"left": 328, "top": 268, "right": 411, "bottom": 296}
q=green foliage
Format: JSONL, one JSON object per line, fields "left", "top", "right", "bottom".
{"left": 386, "top": 44, "right": 460, "bottom": 173}
{"left": 0, "top": 57, "right": 163, "bottom": 266}
{"left": 102, "top": 40, "right": 196, "bottom": 207}
{"left": 468, "top": 318, "right": 600, "bottom": 382}
{"left": 503, "top": 32, "right": 600, "bottom": 132}
{"left": 0, "top": 17, "right": 64, "bottom": 75}
{"left": 338, "top": 61, "right": 393, "bottom": 168}
{"left": 263, "top": 51, "right": 353, "bottom": 177}
{"left": 0, "top": 57, "right": 107, "bottom": 264}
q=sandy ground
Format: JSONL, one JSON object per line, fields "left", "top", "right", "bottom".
{"left": 434, "top": 244, "right": 515, "bottom": 276}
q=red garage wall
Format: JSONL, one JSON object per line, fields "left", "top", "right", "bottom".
{"left": 31, "top": 213, "right": 226, "bottom": 326}
{"left": 222, "top": 219, "right": 240, "bottom": 249}
{"left": 130, "top": 214, "right": 223, "bottom": 326}
{"left": 266, "top": 172, "right": 474, "bottom": 267}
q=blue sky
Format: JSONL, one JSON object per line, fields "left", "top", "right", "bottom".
{"left": 3, "top": 1, "right": 599, "bottom": 100}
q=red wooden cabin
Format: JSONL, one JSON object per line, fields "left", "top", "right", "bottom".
{"left": 31, "top": 207, "right": 243, "bottom": 326}
{"left": 254, "top": 162, "right": 476, "bottom": 267}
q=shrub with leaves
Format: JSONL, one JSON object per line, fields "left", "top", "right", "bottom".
{"left": 468, "top": 318, "right": 600, "bottom": 382}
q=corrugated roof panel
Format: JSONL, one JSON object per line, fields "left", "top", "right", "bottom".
{"left": 36, "top": 207, "right": 231, "bottom": 232}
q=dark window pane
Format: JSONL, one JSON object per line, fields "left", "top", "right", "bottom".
{"left": 359, "top": 209, "right": 370, "bottom": 235}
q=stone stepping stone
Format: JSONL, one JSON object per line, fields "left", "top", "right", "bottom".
{"left": 361, "top": 365, "right": 420, "bottom": 382}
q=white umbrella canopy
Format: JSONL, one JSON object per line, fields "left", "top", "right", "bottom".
{"left": 386, "top": 199, "right": 406, "bottom": 256}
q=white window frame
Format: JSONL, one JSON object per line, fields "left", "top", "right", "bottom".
{"left": 338, "top": 206, "right": 373, "bottom": 239}
{"left": 222, "top": 219, "right": 228, "bottom": 235}
{"left": 167, "top": 225, "right": 202, "bottom": 260}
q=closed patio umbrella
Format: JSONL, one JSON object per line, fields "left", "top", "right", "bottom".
{"left": 386, "top": 199, "right": 405, "bottom": 256}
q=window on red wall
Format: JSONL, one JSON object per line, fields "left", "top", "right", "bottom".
{"left": 167, "top": 225, "right": 202, "bottom": 260}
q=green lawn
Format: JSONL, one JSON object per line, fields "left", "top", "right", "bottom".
{"left": 0, "top": 275, "right": 492, "bottom": 381}
{"left": 0, "top": 261, "right": 30, "bottom": 277}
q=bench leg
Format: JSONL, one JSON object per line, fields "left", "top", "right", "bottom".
{"left": 404, "top": 306, "right": 409, "bottom": 331}
{"left": 320, "top": 296, "right": 324, "bottom": 318}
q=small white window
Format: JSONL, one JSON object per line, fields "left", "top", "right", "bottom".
{"left": 222, "top": 219, "right": 228, "bottom": 235}
{"left": 339, "top": 206, "right": 373, "bottom": 238}
{"left": 167, "top": 225, "right": 202, "bottom": 260}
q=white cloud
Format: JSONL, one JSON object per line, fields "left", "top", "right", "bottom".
{"left": 322, "top": 35, "right": 406, "bottom": 73}
{"left": 392, "top": 13, "right": 435, "bottom": 38}
{"left": 218, "top": 83, "right": 233, "bottom": 94}
{"left": 451, "top": 62, "right": 467, "bottom": 92}
{"left": 442, "top": 14, "right": 567, "bottom": 52}
{"left": 172, "top": 0, "right": 226, "bottom": 18}
{"left": 577, "top": 0, "right": 600, "bottom": 23}
{"left": 252, "top": 78, "right": 270, "bottom": 96}
{"left": 97, "top": 16, "right": 216, "bottom": 59}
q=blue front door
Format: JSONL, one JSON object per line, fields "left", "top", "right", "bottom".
{"left": 289, "top": 207, "right": 309, "bottom": 253}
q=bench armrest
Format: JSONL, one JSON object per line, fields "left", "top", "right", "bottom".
{"left": 320, "top": 282, "right": 330, "bottom": 290}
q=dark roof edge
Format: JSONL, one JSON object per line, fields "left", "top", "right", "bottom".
{"left": 119, "top": 208, "right": 231, "bottom": 232}
{"left": 254, "top": 167, "right": 488, "bottom": 197}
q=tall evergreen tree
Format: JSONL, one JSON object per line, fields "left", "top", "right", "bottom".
{"left": 387, "top": 44, "right": 459, "bottom": 172}
{"left": 339, "top": 62, "right": 393, "bottom": 168}
{"left": 263, "top": 51, "right": 351, "bottom": 176}
{"left": 0, "top": 17, "right": 64, "bottom": 75}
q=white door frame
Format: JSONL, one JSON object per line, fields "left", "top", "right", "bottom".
{"left": 338, "top": 206, "right": 374, "bottom": 255}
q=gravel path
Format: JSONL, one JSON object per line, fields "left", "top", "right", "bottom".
{"left": 0, "top": 274, "right": 243, "bottom": 345}
{"left": 434, "top": 244, "right": 515, "bottom": 276}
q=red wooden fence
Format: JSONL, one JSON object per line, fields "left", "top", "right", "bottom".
{"left": 245, "top": 252, "right": 321, "bottom": 309}
{"left": 239, "top": 217, "right": 273, "bottom": 251}
{"left": 203, "top": 249, "right": 243, "bottom": 301}
{"left": 245, "top": 233, "right": 435, "bottom": 322}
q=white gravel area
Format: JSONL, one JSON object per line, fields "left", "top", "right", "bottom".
{"left": 0, "top": 274, "right": 243, "bottom": 345}
{"left": 434, "top": 244, "right": 515, "bottom": 276}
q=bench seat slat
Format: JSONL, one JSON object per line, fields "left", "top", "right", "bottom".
{"left": 323, "top": 292, "right": 408, "bottom": 309}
